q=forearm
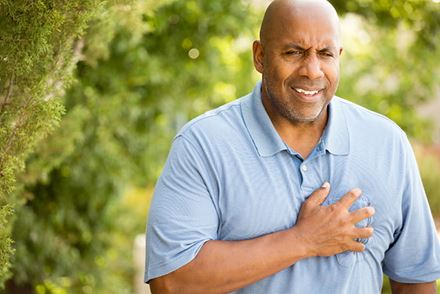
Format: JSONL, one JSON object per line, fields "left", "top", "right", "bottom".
{"left": 150, "top": 227, "right": 311, "bottom": 294}
{"left": 390, "top": 279, "right": 437, "bottom": 294}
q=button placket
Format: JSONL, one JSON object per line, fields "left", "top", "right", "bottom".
{"left": 301, "top": 164, "right": 308, "bottom": 172}
{"left": 299, "top": 161, "right": 312, "bottom": 197}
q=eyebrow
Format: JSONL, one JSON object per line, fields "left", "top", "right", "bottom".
{"left": 317, "top": 46, "right": 336, "bottom": 53}
{"left": 282, "top": 43, "right": 307, "bottom": 51}
{"left": 282, "top": 43, "right": 337, "bottom": 52}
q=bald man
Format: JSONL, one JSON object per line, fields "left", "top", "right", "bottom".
{"left": 145, "top": 1, "right": 440, "bottom": 293}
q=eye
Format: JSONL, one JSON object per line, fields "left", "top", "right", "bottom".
{"left": 285, "top": 50, "right": 302, "bottom": 56}
{"left": 319, "top": 51, "right": 334, "bottom": 58}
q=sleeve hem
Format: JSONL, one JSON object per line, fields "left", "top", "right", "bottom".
{"left": 144, "top": 239, "right": 210, "bottom": 283}
{"left": 384, "top": 268, "right": 440, "bottom": 283}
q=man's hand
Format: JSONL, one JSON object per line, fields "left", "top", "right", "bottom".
{"left": 294, "top": 182, "right": 375, "bottom": 257}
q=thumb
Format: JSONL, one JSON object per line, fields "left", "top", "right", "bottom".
{"left": 307, "top": 182, "right": 331, "bottom": 206}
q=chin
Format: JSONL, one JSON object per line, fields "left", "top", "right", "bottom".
{"left": 286, "top": 107, "right": 326, "bottom": 124}
{"left": 290, "top": 115, "right": 320, "bottom": 124}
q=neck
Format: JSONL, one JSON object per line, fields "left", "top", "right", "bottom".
{"left": 262, "top": 97, "right": 329, "bottom": 159}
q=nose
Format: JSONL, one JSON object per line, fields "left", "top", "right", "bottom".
{"left": 298, "top": 54, "right": 324, "bottom": 80}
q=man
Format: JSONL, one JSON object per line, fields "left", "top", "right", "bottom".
{"left": 145, "top": 0, "right": 440, "bottom": 293}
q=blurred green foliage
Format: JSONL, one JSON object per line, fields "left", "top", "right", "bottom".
{"left": 416, "top": 145, "right": 440, "bottom": 217}
{"left": 332, "top": 0, "right": 440, "bottom": 142}
{"left": 1, "top": 0, "right": 439, "bottom": 293}
{"left": 332, "top": 0, "right": 440, "bottom": 48}
{"left": 6, "top": 0, "right": 258, "bottom": 292}
{"left": 0, "top": 0, "right": 101, "bottom": 287}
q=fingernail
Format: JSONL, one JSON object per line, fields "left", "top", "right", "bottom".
{"left": 321, "top": 181, "right": 330, "bottom": 189}
{"left": 352, "top": 188, "right": 362, "bottom": 196}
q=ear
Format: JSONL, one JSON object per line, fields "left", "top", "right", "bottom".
{"left": 252, "top": 40, "right": 264, "bottom": 74}
{"left": 339, "top": 47, "right": 343, "bottom": 56}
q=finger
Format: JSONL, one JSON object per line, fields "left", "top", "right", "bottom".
{"left": 348, "top": 240, "right": 365, "bottom": 252}
{"left": 349, "top": 206, "right": 375, "bottom": 224}
{"left": 351, "top": 226, "right": 374, "bottom": 239}
{"left": 307, "top": 182, "right": 331, "bottom": 206}
{"left": 337, "top": 188, "right": 362, "bottom": 208}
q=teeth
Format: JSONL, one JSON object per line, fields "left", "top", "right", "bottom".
{"left": 295, "top": 88, "right": 319, "bottom": 95}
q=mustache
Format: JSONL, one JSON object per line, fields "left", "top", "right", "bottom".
{"left": 291, "top": 79, "right": 326, "bottom": 89}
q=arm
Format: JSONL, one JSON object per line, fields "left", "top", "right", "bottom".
{"left": 151, "top": 226, "right": 311, "bottom": 294}
{"left": 382, "top": 133, "right": 440, "bottom": 285}
{"left": 390, "top": 279, "right": 437, "bottom": 294}
{"left": 150, "top": 184, "right": 375, "bottom": 294}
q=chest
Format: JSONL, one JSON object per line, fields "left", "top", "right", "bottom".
{"left": 214, "top": 151, "right": 401, "bottom": 262}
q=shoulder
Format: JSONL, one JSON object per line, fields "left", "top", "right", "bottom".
{"left": 334, "top": 96, "right": 406, "bottom": 139}
{"left": 176, "top": 94, "right": 250, "bottom": 143}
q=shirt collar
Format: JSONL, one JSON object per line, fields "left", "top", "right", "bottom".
{"left": 241, "top": 81, "right": 349, "bottom": 157}
{"left": 241, "top": 81, "right": 288, "bottom": 157}
{"left": 322, "top": 97, "right": 350, "bottom": 155}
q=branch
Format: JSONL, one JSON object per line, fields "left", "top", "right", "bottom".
{"left": 0, "top": 94, "right": 34, "bottom": 175}
{"left": 73, "top": 38, "right": 85, "bottom": 62}
{"left": 0, "top": 73, "right": 15, "bottom": 114}
{"left": 2, "top": 94, "right": 34, "bottom": 154}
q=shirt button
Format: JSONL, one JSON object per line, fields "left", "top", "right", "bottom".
{"left": 301, "top": 164, "right": 308, "bottom": 172}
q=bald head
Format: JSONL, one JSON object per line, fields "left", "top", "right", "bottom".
{"left": 252, "top": 0, "right": 343, "bottom": 126}
{"left": 259, "top": 0, "right": 341, "bottom": 47}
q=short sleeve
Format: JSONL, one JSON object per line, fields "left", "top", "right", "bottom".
{"left": 383, "top": 133, "right": 440, "bottom": 283}
{"left": 144, "top": 135, "right": 219, "bottom": 282}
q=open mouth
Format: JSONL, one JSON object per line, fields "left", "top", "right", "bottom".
{"left": 291, "top": 87, "right": 325, "bottom": 102}
{"left": 293, "top": 87, "right": 322, "bottom": 96}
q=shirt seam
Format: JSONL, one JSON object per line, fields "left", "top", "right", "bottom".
{"left": 176, "top": 102, "right": 242, "bottom": 138}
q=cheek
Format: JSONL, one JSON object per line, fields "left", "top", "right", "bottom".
{"left": 324, "top": 64, "right": 340, "bottom": 86}
{"left": 265, "top": 58, "right": 294, "bottom": 81}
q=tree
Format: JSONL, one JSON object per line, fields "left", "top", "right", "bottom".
{"left": 0, "top": 0, "right": 102, "bottom": 288}
{"left": 332, "top": 0, "right": 440, "bottom": 141}
{"left": 332, "top": 0, "right": 440, "bottom": 48}
{"left": 6, "top": 0, "right": 258, "bottom": 292}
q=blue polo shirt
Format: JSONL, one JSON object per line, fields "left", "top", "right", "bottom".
{"left": 145, "top": 82, "right": 440, "bottom": 293}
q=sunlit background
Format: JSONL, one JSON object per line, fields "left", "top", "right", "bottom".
{"left": 0, "top": 0, "right": 439, "bottom": 293}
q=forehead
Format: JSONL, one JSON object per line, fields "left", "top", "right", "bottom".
{"left": 266, "top": 5, "right": 340, "bottom": 48}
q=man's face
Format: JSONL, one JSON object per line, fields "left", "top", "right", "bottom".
{"left": 254, "top": 8, "right": 342, "bottom": 124}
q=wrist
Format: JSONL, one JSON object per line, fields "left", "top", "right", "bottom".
{"left": 289, "top": 226, "right": 316, "bottom": 259}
